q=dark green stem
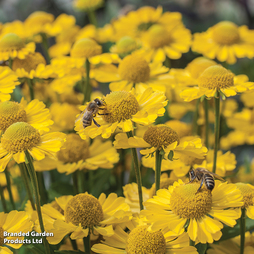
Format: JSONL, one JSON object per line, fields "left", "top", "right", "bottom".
{"left": 83, "top": 233, "right": 90, "bottom": 254}
{"left": 83, "top": 58, "right": 91, "bottom": 104}
{"left": 155, "top": 150, "right": 163, "bottom": 192}
{"left": 72, "top": 171, "right": 79, "bottom": 195}
{"left": 164, "top": 56, "right": 171, "bottom": 68}
{"left": 240, "top": 208, "right": 246, "bottom": 254}
{"left": 4, "top": 170, "right": 16, "bottom": 210}
{"left": 41, "top": 33, "right": 51, "bottom": 64}
{"left": 78, "top": 170, "right": 86, "bottom": 193}
{"left": 0, "top": 184, "right": 8, "bottom": 212}
{"left": 27, "top": 78, "right": 34, "bottom": 101}
{"left": 25, "top": 151, "right": 51, "bottom": 254}
{"left": 70, "top": 237, "right": 78, "bottom": 250}
{"left": 212, "top": 93, "right": 220, "bottom": 173}
{"left": 88, "top": 170, "right": 93, "bottom": 193}
{"left": 126, "top": 131, "right": 144, "bottom": 210}
{"left": 87, "top": 10, "right": 97, "bottom": 27}
{"left": 189, "top": 239, "right": 195, "bottom": 246}
{"left": 204, "top": 98, "right": 209, "bottom": 148}
{"left": 19, "top": 163, "right": 36, "bottom": 210}
{"left": 8, "top": 58, "right": 13, "bottom": 69}
{"left": 36, "top": 172, "right": 48, "bottom": 205}
{"left": 192, "top": 99, "right": 200, "bottom": 135}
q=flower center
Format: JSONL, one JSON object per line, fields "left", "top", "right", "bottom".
{"left": 70, "top": 38, "right": 102, "bottom": 58}
{"left": 0, "top": 227, "right": 4, "bottom": 246}
{"left": 170, "top": 183, "right": 212, "bottom": 219}
{"left": 0, "top": 33, "right": 25, "bottom": 50}
{"left": 0, "top": 101, "right": 27, "bottom": 132}
{"left": 1, "top": 122, "right": 40, "bottom": 153}
{"left": 197, "top": 65, "right": 234, "bottom": 89}
{"left": 57, "top": 133, "right": 90, "bottom": 163}
{"left": 112, "top": 36, "right": 139, "bottom": 57}
{"left": 146, "top": 24, "right": 172, "bottom": 48}
{"left": 235, "top": 183, "right": 254, "bottom": 208}
{"left": 51, "top": 200, "right": 64, "bottom": 215}
{"left": 103, "top": 91, "right": 139, "bottom": 123}
{"left": 12, "top": 52, "right": 46, "bottom": 72}
{"left": 118, "top": 54, "right": 150, "bottom": 83}
{"left": 212, "top": 21, "right": 240, "bottom": 45}
{"left": 143, "top": 124, "right": 180, "bottom": 149}
{"left": 25, "top": 11, "right": 54, "bottom": 26}
{"left": 186, "top": 57, "right": 217, "bottom": 79}
{"left": 65, "top": 193, "right": 103, "bottom": 228}
{"left": 126, "top": 225, "right": 166, "bottom": 254}
{"left": 74, "top": 0, "right": 103, "bottom": 11}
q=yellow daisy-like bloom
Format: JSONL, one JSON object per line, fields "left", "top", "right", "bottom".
{"left": 0, "top": 98, "right": 53, "bottom": 134}
{"left": 73, "top": 0, "right": 104, "bottom": 12}
{"left": 141, "top": 23, "right": 191, "bottom": 62}
{"left": 12, "top": 52, "right": 56, "bottom": 79}
{"left": 235, "top": 183, "right": 254, "bottom": 219}
{"left": 241, "top": 90, "right": 254, "bottom": 108}
{"left": 192, "top": 21, "right": 254, "bottom": 64}
{"left": 75, "top": 88, "right": 167, "bottom": 139}
{"left": 94, "top": 53, "right": 170, "bottom": 92}
{"left": 0, "top": 33, "right": 35, "bottom": 61}
{"left": 0, "top": 210, "right": 33, "bottom": 254}
{"left": 92, "top": 216, "right": 198, "bottom": 254}
{"left": 55, "top": 134, "right": 119, "bottom": 174}
{"left": 142, "top": 179, "right": 243, "bottom": 243}
{"left": 180, "top": 65, "right": 254, "bottom": 102}
{"left": 0, "top": 66, "right": 20, "bottom": 102}
{"left": 45, "top": 192, "right": 132, "bottom": 244}
{"left": 0, "top": 122, "right": 66, "bottom": 171}
{"left": 193, "top": 149, "right": 236, "bottom": 177}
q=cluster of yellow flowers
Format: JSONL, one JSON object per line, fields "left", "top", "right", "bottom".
{"left": 0, "top": 2, "right": 254, "bottom": 254}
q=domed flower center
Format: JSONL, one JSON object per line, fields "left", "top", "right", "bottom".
{"left": 197, "top": 65, "right": 234, "bottom": 89}
{"left": 0, "top": 33, "right": 25, "bottom": 50}
{"left": 146, "top": 24, "right": 172, "bottom": 48}
{"left": 65, "top": 193, "right": 103, "bottom": 228}
{"left": 143, "top": 124, "right": 180, "bottom": 149}
{"left": 186, "top": 57, "right": 217, "bottom": 79}
{"left": 51, "top": 200, "right": 64, "bottom": 215}
{"left": 70, "top": 38, "right": 102, "bottom": 58}
{"left": 103, "top": 91, "right": 139, "bottom": 123}
{"left": 126, "top": 225, "right": 166, "bottom": 254}
{"left": 0, "top": 227, "right": 4, "bottom": 246}
{"left": 74, "top": 0, "right": 103, "bottom": 11}
{"left": 12, "top": 52, "right": 46, "bottom": 72}
{"left": 212, "top": 21, "right": 240, "bottom": 45}
{"left": 25, "top": 11, "right": 54, "bottom": 26}
{"left": 57, "top": 133, "right": 90, "bottom": 163}
{"left": 1, "top": 122, "right": 40, "bottom": 153}
{"left": 0, "top": 101, "right": 27, "bottom": 132}
{"left": 235, "top": 183, "right": 254, "bottom": 208}
{"left": 112, "top": 36, "right": 139, "bottom": 56}
{"left": 170, "top": 183, "right": 212, "bottom": 219}
{"left": 118, "top": 54, "right": 150, "bottom": 83}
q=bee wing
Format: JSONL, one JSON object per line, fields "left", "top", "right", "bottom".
{"left": 195, "top": 168, "right": 225, "bottom": 181}
{"left": 75, "top": 109, "right": 86, "bottom": 123}
{"left": 211, "top": 172, "right": 225, "bottom": 181}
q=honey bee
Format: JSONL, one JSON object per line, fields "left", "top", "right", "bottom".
{"left": 188, "top": 167, "right": 225, "bottom": 192}
{"left": 76, "top": 98, "right": 106, "bottom": 128}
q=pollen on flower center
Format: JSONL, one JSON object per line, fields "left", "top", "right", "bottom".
{"left": 0, "top": 33, "right": 25, "bottom": 50}
{"left": 65, "top": 193, "right": 103, "bottom": 228}
{"left": 126, "top": 225, "right": 166, "bottom": 254}
{"left": 57, "top": 133, "right": 90, "bottom": 163}
{"left": 0, "top": 227, "right": 4, "bottom": 246}
{"left": 103, "top": 91, "right": 139, "bottom": 123}
{"left": 197, "top": 65, "right": 234, "bottom": 89}
{"left": 118, "top": 54, "right": 150, "bottom": 83}
{"left": 0, "top": 101, "right": 27, "bottom": 132}
{"left": 170, "top": 183, "right": 212, "bottom": 219}
{"left": 143, "top": 124, "right": 180, "bottom": 149}
{"left": 146, "top": 24, "right": 172, "bottom": 48}
{"left": 1, "top": 122, "right": 40, "bottom": 153}
{"left": 235, "top": 183, "right": 254, "bottom": 208}
{"left": 212, "top": 21, "right": 240, "bottom": 45}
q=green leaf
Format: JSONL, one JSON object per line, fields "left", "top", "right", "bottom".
{"left": 195, "top": 243, "right": 207, "bottom": 254}
{"left": 167, "top": 150, "right": 174, "bottom": 160}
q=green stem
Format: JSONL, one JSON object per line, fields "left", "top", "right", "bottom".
{"left": 204, "top": 98, "right": 209, "bottom": 148}
{"left": 41, "top": 33, "right": 51, "bottom": 64}
{"left": 164, "top": 56, "right": 171, "bottom": 68}
{"left": 70, "top": 237, "right": 78, "bottom": 250}
{"left": 4, "top": 170, "right": 16, "bottom": 210}
{"left": 36, "top": 172, "right": 48, "bottom": 205}
{"left": 87, "top": 10, "right": 97, "bottom": 27}
{"left": 72, "top": 171, "right": 79, "bottom": 195}
{"left": 78, "top": 170, "right": 86, "bottom": 193}
{"left": 8, "top": 58, "right": 13, "bottom": 69}
{"left": 19, "top": 163, "right": 36, "bottom": 210}
{"left": 240, "top": 208, "right": 246, "bottom": 254}
{"left": 0, "top": 184, "right": 8, "bottom": 212}
{"left": 83, "top": 58, "right": 91, "bottom": 104}
{"left": 83, "top": 233, "right": 90, "bottom": 254}
{"left": 155, "top": 150, "right": 163, "bottom": 192}
{"left": 189, "top": 239, "right": 195, "bottom": 246}
{"left": 126, "top": 131, "right": 144, "bottom": 210}
{"left": 24, "top": 151, "right": 51, "bottom": 254}
{"left": 27, "top": 78, "right": 34, "bottom": 101}
{"left": 88, "top": 170, "right": 93, "bottom": 193}
{"left": 192, "top": 99, "right": 200, "bottom": 135}
{"left": 212, "top": 93, "right": 220, "bottom": 173}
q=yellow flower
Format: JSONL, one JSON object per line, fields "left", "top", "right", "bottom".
{"left": 75, "top": 88, "right": 167, "bottom": 139}
{"left": 0, "top": 210, "right": 33, "bottom": 253}
{"left": 180, "top": 65, "right": 254, "bottom": 102}
{"left": 241, "top": 90, "right": 254, "bottom": 108}
{"left": 0, "top": 33, "right": 35, "bottom": 61}
{"left": 92, "top": 216, "right": 198, "bottom": 254}
{"left": 0, "top": 66, "right": 20, "bottom": 102}
{"left": 73, "top": 0, "right": 104, "bottom": 12}
{"left": 0, "top": 98, "right": 53, "bottom": 134}
{"left": 0, "top": 122, "right": 66, "bottom": 171}
{"left": 142, "top": 180, "right": 243, "bottom": 243}
{"left": 192, "top": 21, "right": 254, "bottom": 64}
{"left": 44, "top": 193, "right": 132, "bottom": 244}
